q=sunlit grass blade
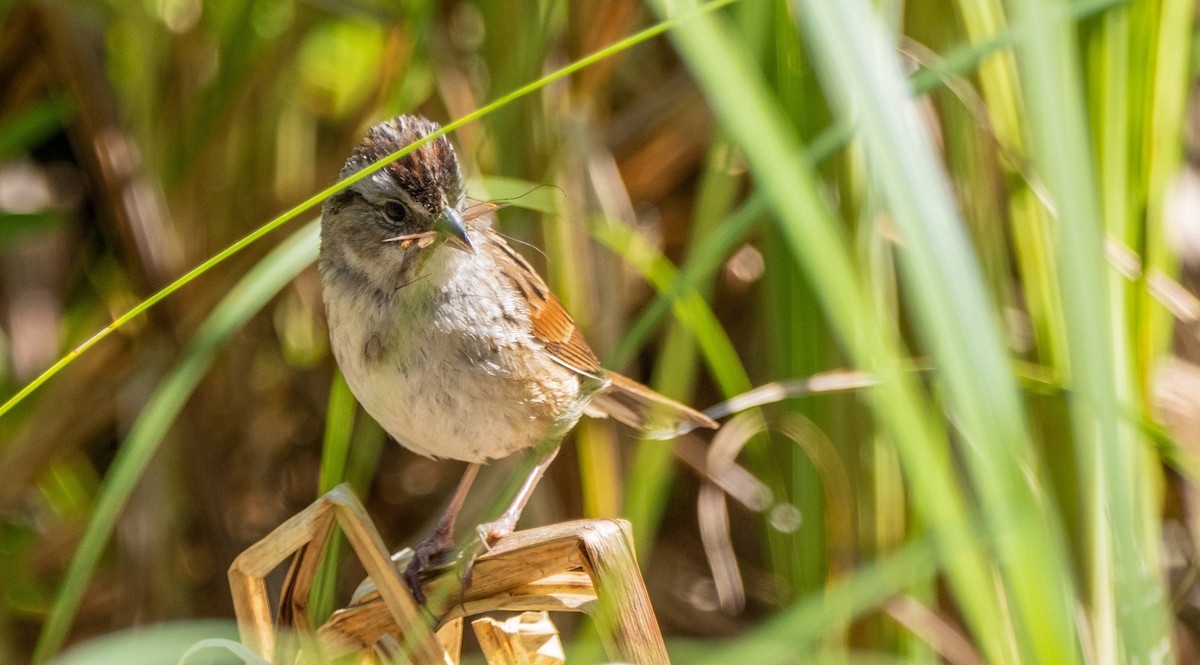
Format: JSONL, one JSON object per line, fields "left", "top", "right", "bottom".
{"left": 643, "top": 1, "right": 1012, "bottom": 660}
{"left": 0, "top": 0, "right": 739, "bottom": 421}
{"left": 1088, "top": 6, "right": 1137, "bottom": 660}
{"left": 1140, "top": 0, "right": 1193, "bottom": 381}
{"left": 32, "top": 221, "right": 320, "bottom": 663}
{"left": 952, "top": 0, "right": 1068, "bottom": 373}
{"left": 1011, "top": 0, "right": 1173, "bottom": 660}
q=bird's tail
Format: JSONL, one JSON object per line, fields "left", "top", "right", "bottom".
{"left": 585, "top": 372, "right": 718, "bottom": 439}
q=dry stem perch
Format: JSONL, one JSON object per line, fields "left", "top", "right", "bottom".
{"left": 227, "top": 484, "right": 669, "bottom": 664}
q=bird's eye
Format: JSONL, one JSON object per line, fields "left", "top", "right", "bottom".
{"left": 383, "top": 200, "right": 407, "bottom": 223}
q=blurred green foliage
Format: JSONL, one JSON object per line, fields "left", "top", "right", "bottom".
{"left": 0, "top": 0, "right": 1198, "bottom": 663}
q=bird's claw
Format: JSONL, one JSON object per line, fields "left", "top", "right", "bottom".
{"left": 402, "top": 519, "right": 514, "bottom": 608}
{"left": 402, "top": 534, "right": 456, "bottom": 605}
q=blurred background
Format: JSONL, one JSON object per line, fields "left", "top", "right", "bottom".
{"left": 2, "top": 0, "right": 1200, "bottom": 663}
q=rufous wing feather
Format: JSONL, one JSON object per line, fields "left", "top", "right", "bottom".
{"left": 481, "top": 227, "right": 716, "bottom": 436}
{"left": 587, "top": 372, "right": 718, "bottom": 438}
{"left": 482, "top": 228, "right": 605, "bottom": 379}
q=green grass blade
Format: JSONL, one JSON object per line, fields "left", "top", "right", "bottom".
{"left": 1088, "top": 6, "right": 1136, "bottom": 660}
{"left": 953, "top": 0, "right": 1067, "bottom": 374}
{"left": 1141, "top": 0, "right": 1194, "bottom": 381}
{"left": 1012, "top": 0, "right": 1173, "bottom": 659}
{"left": 308, "top": 370, "right": 357, "bottom": 625}
{"left": 317, "top": 372, "right": 357, "bottom": 495}
{"left": 32, "top": 221, "right": 320, "bottom": 663}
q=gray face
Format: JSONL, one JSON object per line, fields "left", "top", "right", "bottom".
{"left": 319, "top": 115, "right": 466, "bottom": 295}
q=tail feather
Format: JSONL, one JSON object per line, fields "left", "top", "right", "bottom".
{"left": 585, "top": 372, "right": 718, "bottom": 438}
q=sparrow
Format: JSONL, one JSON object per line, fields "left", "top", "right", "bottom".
{"left": 318, "top": 115, "right": 717, "bottom": 597}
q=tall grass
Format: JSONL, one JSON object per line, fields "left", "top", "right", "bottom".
{"left": 0, "top": 0, "right": 1195, "bottom": 662}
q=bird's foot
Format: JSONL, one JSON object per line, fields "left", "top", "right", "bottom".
{"left": 457, "top": 518, "right": 515, "bottom": 599}
{"left": 475, "top": 515, "right": 517, "bottom": 552}
{"left": 403, "top": 532, "right": 456, "bottom": 605}
{"left": 401, "top": 519, "right": 516, "bottom": 608}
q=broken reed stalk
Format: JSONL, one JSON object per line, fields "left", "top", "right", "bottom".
{"left": 227, "top": 483, "right": 669, "bottom": 665}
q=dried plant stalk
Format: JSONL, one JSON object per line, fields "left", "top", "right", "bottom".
{"left": 228, "top": 484, "right": 669, "bottom": 665}
{"left": 226, "top": 485, "right": 448, "bottom": 664}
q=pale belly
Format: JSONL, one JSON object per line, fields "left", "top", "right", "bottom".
{"left": 325, "top": 250, "right": 586, "bottom": 463}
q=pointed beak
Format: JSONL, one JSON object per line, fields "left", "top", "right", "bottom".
{"left": 434, "top": 207, "right": 474, "bottom": 254}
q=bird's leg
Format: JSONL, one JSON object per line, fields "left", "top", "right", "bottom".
{"left": 476, "top": 446, "right": 561, "bottom": 548}
{"left": 452, "top": 446, "right": 562, "bottom": 604}
{"left": 404, "top": 462, "right": 480, "bottom": 603}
